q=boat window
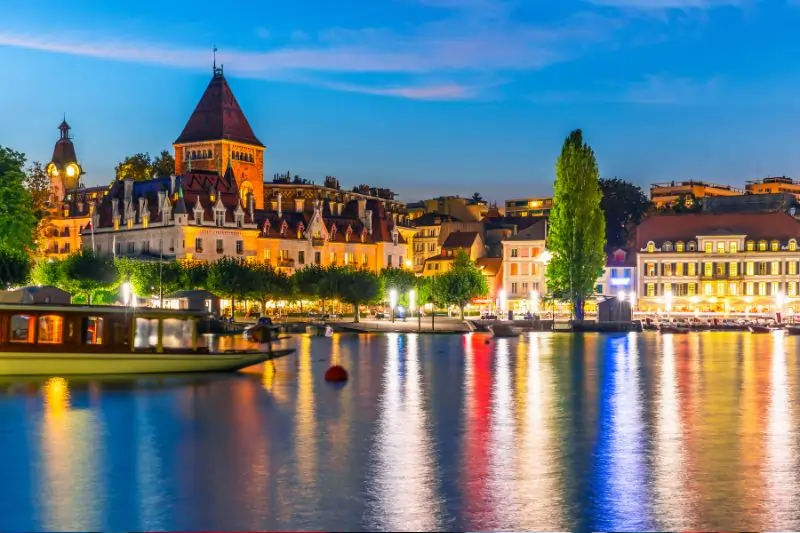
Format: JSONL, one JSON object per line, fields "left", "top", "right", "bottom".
{"left": 83, "top": 317, "right": 104, "bottom": 345}
{"left": 163, "top": 318, "right": 193, "bottom": 349}
{"left": 135, "top": 318, "right": 156, "bottom": 349}
{"left": 38, "top": 315, "right": 64, "bottom": 344}
{"left": 10, "top": 315, "right": 35, "bottom": 343}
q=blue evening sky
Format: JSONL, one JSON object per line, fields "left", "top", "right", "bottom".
{"left": 2, "top": 0, "right": 800, "bottom": 202}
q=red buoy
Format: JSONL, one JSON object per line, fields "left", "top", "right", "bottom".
{"left": 325, "top": 365, "right": 349, "bottom": 382}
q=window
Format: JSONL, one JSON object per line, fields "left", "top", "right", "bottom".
{"left": 746, "top": 282, "right": 754, "bottom": 296}
{"left": 716, "top": 262, "right": 725, "bottom": 276}
{"left": 704, "top": 262, "right": 713, "bottom": 277}
{"left": 344, "top": 252, "right": 355, "bottom": 265}
{"left": 746, "top": 240, "right": 754, "bottom": 252}
{"left": 195, "top": 212, "right": 202, "bottom": 225}
{"left": 687, "top": 283, "right": 696, "bottom": 296}
{"left": 647, "top": 242, "right": 655, "bottom": 253}
{"left": 759, "top": 240, "right": 767, "bottom": 251}
{"left": 511, "top": 248, "right": 518, "bottom": 258}
{"left": 663, "top": 282, "right": 672, "bottom": 295}
{"left": 114, "top": 219, "right": 120, "bottom": 231}
{"left": 758, "top": 262, "right": 768, "bottom": 275}
{"left": 646, "top": 283, "right": 655, "bottom": 297}
{"left": 730, "top": 262, "right": 738, "bottom": 276}
{"left": 688, "top": 262, "right": 696, "bottom": 276}
{"left": 510, "top": 264, "right": 519, "bottom": 276}
{"left": 771, "top": 261, "right": 780, "bottom": 275}
{"left": 83, "top": 317, "right": 104, "bottom": 345}
{"left": 772, "top": 281, "right": 780, "bottom": 296}
{"left": 746, "top": 261, "right": 754, "bottom": 276}
{"left": 215, "top": 210, "right": 225, "bottom": 227}
{"left": 38, "top": 315, "right": 63, "bottom": 344}
{"left": 316, "top": 251, "right": 322, "bottom": 265}
{"left": 771, "top": 241, "right": 780, "bottom": 252}
{"left": 510, "top": 282, "right": 518, "bottom": 294}
{"left": 705, "top": 242, "right": 713, "bottom": 254}
{"left": 729, "top": 282, "right": 738, "bottom": 296}
{"left": 387, "top": 255, "right": 392, "bottom": 267}
{"left": 664, "top": 263, "right": 673, "bottom": 277}
{"left": 143, "top": 216, "right": 149, "bottom": 229}
{"left": 676, "top": 263, "right": 684, "bottom": 276}
{"left": 127, "top": 242, "right": 135, "bottom": 253}
{"left": 280, "top": 250, "right": 289, "bottom": 261}
{"left": 789, "top": 282, "right": 798, "bottom": 297}
{"left": 789, "top": 262, "right": 797, "bottom": 276}
{"left": 703, "top": 282, "right": 713, "bottom": 296}
{"left": 790, "top": 239, "right": 797, "bottom": 252}
{"left": 195, "top": 238, "right": 203, "bottom": 253}
{"left": 664, "top": 242, "right": 673, "bottom": 252}
{"left": 730, "top": 241, "right": 738, "bottom": 254}
{"left": 236, "top": 240, "right": 244, "bottom": 254}
{"left": 676, "top": 241, "right": 685, "bottom": 252}
{"left": 127, "top": 219, "right": 133, "bottom": 230}
{"left": 115, "top": 241, "right": 121, "bottom": 255}
{"left": 716, "top": 241, "right": 725, "bottom": 254}
{"left": 716, "top": 281, "right": 725, "bottom": 296}
{"left": 688, "top": 241, "right": 697, "bottom": 252}
{"left": 646, "top": 263, "right": 656, "bottom": 277}
{"left": 142, "top": 241, "right": 150, "bottom": 254}
{"left": 522, "top": 282, "right": 529, "bottom": 293}
{"left": 236, "top": 214, "right": 243, "bottom": 228}
{"left": 758, "top": 281, "right": 767, "bottom": 296}
{"left": 216, "top": 239, "right": 223, "bottom": 254}
{"left": 298, "top": 251, "right": 305, "bottom": 265}
{"left": 10, "top": 314, "right": 35, "bottom": 343}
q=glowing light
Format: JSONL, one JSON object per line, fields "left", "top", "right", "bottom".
{"left": 538, "top": 250, "right": 553, "bottom": 264}
{"left": 66, "top": 164, "right": 77, "bottom": 178}
{"left": 409, "top": 289, "right": 416, "bottom": 314}
{"left": 530, "top": 290, "right": 539, "bottom": 314}
{"left": 389, "top": 289, "right": 398, "bottom": 310}
{"left": 121, "top": 282, "right": 132, "bottom": 306}
{"left": 629, "top": 291, "right": 637, "bottom": 310}
{"left": 776, "top": 291, "right": 785, "bottom": 311}
{"left": 690, "top": 296, "right": 700, "bottom": 305}
{"left": 665, "top": 289, "right": 673, "bottom": 313}
{"left": 618, "top": 290, "right": 626, "bottom": 302}
{"left": 499, "top": 289, "right": 507, "bottom": 315}
{"left": 404, "top": 259, "right": 413, "bottom": 269}
{"left": 610, "top": 277, "right": 631, "bottom": 286}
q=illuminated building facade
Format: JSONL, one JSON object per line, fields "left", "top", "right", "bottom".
{"left": 635, "top": 212, "right": 800, "bottom": 315}
{"left": 422, "top": 231, "right": 485, "bottom": 276}
{"left": 500, "top": 219, "right": 547, "bottom": 312}
{"left": 650, "top": 180, "right": 742, "bottom": 209}
{"left": 504, "top": 197, "right": 553, "bottom": 218}
{"left": 746, "top": 176, "right": 800, "bottom": 200}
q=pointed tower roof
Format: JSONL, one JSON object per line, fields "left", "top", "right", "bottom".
{"left": 50, "top": 118, "right": 79, "bottom": 169}
{"left": 174, "top": 69, "right": 264, "bottom": 147}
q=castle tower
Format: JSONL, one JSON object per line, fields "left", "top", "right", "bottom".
{"left": 173, "top": 64, "right": 265, "bottom": 208}
{"left": 47, "top": 118, "right": 83, "bottom": 202}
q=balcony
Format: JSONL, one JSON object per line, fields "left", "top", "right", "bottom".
{"left": 312, "top": 237, "right": 325, "bottom": 247}
{"left": 278, "top": 259, "right": 295, "bottom": 268}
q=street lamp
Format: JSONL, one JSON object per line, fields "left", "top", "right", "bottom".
{"left": 409, "top": 289, "right": 416, "bottom": 316}
{"left": 389, "top": 289, "right": 398, "bottom": 323}
{"left": 617, "top": 290, "right": 626, "bottom": 302}
{"left": 499, "top": 288, "right": 507, "bottom": 319}
{"left": 405, "top": 259, "right": 413, "bottom": 270}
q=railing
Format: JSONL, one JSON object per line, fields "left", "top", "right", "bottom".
{"left": 311, "top": 237, "right": 325, "bottom": 247}
{"left": 278, "top": 259, "right": 295, "bottom": 268}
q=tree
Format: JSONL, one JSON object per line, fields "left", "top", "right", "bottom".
{"left": 116, "top": 258, "right": 183, "bottom": 299}
{"left": 435, "top": 251, "right": 488, "bottom": 318}
{"left": 0, "top": 250, "right": 31, "bottom": 288}
{"left": 115, "top": 152, "right": 153, "bottom": 181}
{"left": 337, "top": 268, "right": 381, "bottom": 322}
{"left": 249, "top": 262, "right": 283, "bottom": 312}
{"left": 207, "top": 257, "right": 255, "bottom": 317}
{"left": 181, "top": 260, "right": 209, "bottom": 290}
{"left": 61, "top": 249, "right": 118, "bottom": 304}
{"left": 599, "top": 177, "right": 650, "bottom": 249}
{"left": 470, "top": 192, "right": 485, "bottom": 204}
{"left": 546, "top": 129, "right": 606, "bottom": 320}
{"left": 0, "top": 146, "right": 37, "bottom": 253}
{"left": 30, "top": 258, "right": 64, "bottom": 287}
{"left": 152, "top": 150, "right": 175, "bottom": 178}
{"left": 380, "top": 267, "right": 416, "bottom": 306}
{"left": 25, "top": 161, "right": 54, "bottom": 253}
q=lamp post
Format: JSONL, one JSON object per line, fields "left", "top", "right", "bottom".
{"left": 389, "top": 289, "right": 398, "bottom": 323}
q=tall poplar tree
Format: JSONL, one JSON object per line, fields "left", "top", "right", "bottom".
{"left": 545, "top": 129, "right": 606, "bottom": 320}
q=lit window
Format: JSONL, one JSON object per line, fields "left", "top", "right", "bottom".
{"left": 789, "top": 262, "right": 797, "bottom": 276}
{"left": 676, "top": 263, "right": 684, "bottom": 276}
{"left": 746, "top": 241, "right": 754, "bottom": 251}
{"left": 704, "top": 262, "right": 712, "bottom": 277}
{"left": 647, "top": 242, "right": 655, "bottom": 253}
{"left": 789, "top": 239, "right": 797, "bottom": 252}
{"left": 789, "top": 282, "right": 798, "bottom": 297}
{"left": 716, "top": 281, "right": 725, "bottom": 296}
{"left": 772, "top": 281, "right": 780, "bottom": 295}
{"left": 729, "top": 283, "right": 738, "bottom": 296}
{"left": 676, "top": 241, "right": 685, "bottom": 252}
{"left": 647, "top": 283, "right": 655, "bottom": 297}
{"left": 758, "top": 281, "right": 767, "bottom": 296}
{"left": 38, "top": 315, "right": 63, "bottom": 344}
{"left": 730, "top": 262, "right": 738, "bottom": 276}
{"left": 759, "top": 240, "right": 767, "bottom": 251}
{"left": 83, "top": 317, "right": 104, "bottom": 345}
{"left": 687, "top": 283, "right": 696, "bottom": 296}
{"left": 746, "top": 282, "right": 754, "bottom": 296}
{"left": 771, "top": 241, "right": 779, "bottom": 252}
{"left": 716, "top": 241, "right": 725, "bottom": 254}
{"left": 705, "top": 242, "right": 712, "bottom": 254}
{"left": 9, "top": 315, "right": 35, "bottom": 343}
{"left": 746, "top": 261, "right": 754, "bottom": 276}
{"left": 771, "top": 261, "right": 780, "bottom": 275}
{"left": 730, "top": 241, "right": 738, "bottom": 254}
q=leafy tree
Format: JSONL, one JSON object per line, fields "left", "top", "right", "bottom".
{"left": 435, "top": 250, "right": 488, "bottom": 318}
{"left": 30, "top": 258, "right": 64, "bottom": 287}
{"left": 115, "top": 152, "right": 153, "bottom": 181}
{"left": 599, "top": 177, "right": 650, "bottom": 249}
{"left": 25, "top": 161, "right": 55, "bottom": 253}
{"left": 0, "top": 146, "right": 37, "bottom": 253}
{"left": 249, "top": 262, "right": 285, "bottom": 312}
{"left": 0, "top": 250, "right": 31, "bottom": 288}
{"left": 380, "top": 267, "right": 416, "bottom": 306}
{"left": 61, "top": 249, "right": 118, "bottom": 304}
{"left": 546, "top": 129, "right": 606, "bottom": 320}
{"left": 181, "top": 260, "right": 209, "bottom": 289}
{"left": 337, "top": 268, "right": 381, "bottom": 322}
{"left": 293, "top": 264, "right": 326, "bottom": 301}
{"left": 207, "top": 257, "right": 255, "bottom": 317}
{"left": 116, "top": 258, "right": 183, "bottom": 299}
{"left": 152, "top": 150, "right": 175, "bottom": 178}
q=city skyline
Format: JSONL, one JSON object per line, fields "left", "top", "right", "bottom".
{"left": 3, "top": 0, "right": 800, "bottom": 202}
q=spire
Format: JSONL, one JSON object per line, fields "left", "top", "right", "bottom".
{"left": 58, "top": 116, "right": 70, "bottom": 140}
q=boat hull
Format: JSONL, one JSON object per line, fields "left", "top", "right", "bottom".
{"left": 0, "top": 348, "right": 294, "bottom": 376}
{"left": 488, "top": 324, "right": 521, "bottom": 338}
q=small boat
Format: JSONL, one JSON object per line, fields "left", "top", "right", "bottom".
{"left": 306, "top": 323, "right": 334, "bottom": 337}
{"left": 659, "top": 325, "right": 690, "bottom": 334}
{"left": 786, "top": 325, "right": 800, "bottom": 335}
{"left": 488, "top": 323, "right": 521, "bottom": 338}
{"left": 0, "top": 303, "right": 294, "bottom": 376}
{"left": 748, "top": 324, "right": 773, "bottom": 334}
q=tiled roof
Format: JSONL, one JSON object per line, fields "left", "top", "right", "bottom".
{"left": 442, "top": 231, "right": 479, "bottom": 249}
{"left": 412, "top": 213, "right": 461, "bottom": 226}
{"left": 503, "top": 219, "right": 547, "bottom": 241}
{"left": 174, "top": 72, "right": 264, "bottom": 147}
{"left": 635, "top": 212, "right": 800, "bottom": 248}
{"left": 476, "top": 257, "right": 502, "bottom": 276}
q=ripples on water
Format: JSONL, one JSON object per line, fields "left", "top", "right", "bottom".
{"left": 0, "top": 332, "right": 798, "bottom": 531}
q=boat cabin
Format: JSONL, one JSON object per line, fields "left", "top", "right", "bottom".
{"left": 0, "top": 304, "right": 213, "bottom": 353}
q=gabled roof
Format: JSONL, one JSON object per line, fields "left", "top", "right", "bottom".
{"left": 442, "top": 231, "right": 479, "bottom": 249}
{"left": 412, "top": 213, "right": 461, "bottom": 226}
{"left": 503, "top": 219, "right": 547, "bottom": 241}
{"left": 476, "top": 257, "right": 502, "bottom": 276}
{"left": 174, "top": 71, "right": 264, "bottom": 147}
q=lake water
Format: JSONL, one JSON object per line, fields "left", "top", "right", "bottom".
{"left": 0, "top": 331, "right": 799, "bottom": 531}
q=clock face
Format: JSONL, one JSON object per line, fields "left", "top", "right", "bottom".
{"left": 47, "top": 163, "right": 58, "bottom": 176}
{"left": 66, "top": 164, "right": 78, "bottom": 178}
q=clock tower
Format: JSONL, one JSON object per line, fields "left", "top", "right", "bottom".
{"left": 47, "top": 118, "right": 84, "bottom": 203}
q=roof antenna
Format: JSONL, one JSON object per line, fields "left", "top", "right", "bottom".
{"left": 213, "top": 45, "right": 217, "bottom": 72}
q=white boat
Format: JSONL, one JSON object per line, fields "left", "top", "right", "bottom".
{"left": 0, "top": 303, "right": 294, "bottom": 376}
{"left": 488, "top": 323, "right": 521, "bottom": 338}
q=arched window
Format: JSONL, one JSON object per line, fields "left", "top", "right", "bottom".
{"left": 676, "top": 241, "right": 685, "bottom": 252}
{"left": 759, "top": 240, "right": 767, "bottom": 251}
{"left": 646, "top": 241, "right": 655, "bottom": 253}
{"left": 663, "top": 241, "right": 673, "bottom": 252}
{"left": 688, "top": 241, "right": 697, "bottom": 251}
{"left": 790, "top": 239, "right": 797, "bottom": 252}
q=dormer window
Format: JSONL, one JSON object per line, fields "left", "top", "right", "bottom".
{"left": 663, "top": 241, "right": 673, "bottom": 252}
{"left": 280, "top": 221, "right": 288, "bottom": 237}
{"left": 236, "top": 212, "right": 244, "bottom": 228}
{"left": 676, "top": 241, "right": 685, "bottom": 252}
{"left": 263, "top": 220, "right": 271, "bottom": 235}
{"left": 345, "top": 225, "right": 353, "bottom": 242}
{"left": 790, "top": 239, "right": 797, "bottom": 252}
{"left": 142, "top": 215, "right": 149, "bottom": 229}
{"left": 688, "top": 241, "right": 697, "bottom": 251}
{"left": 195, "top": 211, "right": 202, "bottom": 225}
{"left": 214, "top": 209, "right": 225, "bottom": 227}
{"left": 646, "top": 241, "right": 655, "bottom": 253}
{"left": 392, "top": 228, "right": 399, "bottom": 246}
{"left": 771, "top": 240, "right": 780, "bottom": 252}
{"left": 759, "top": 240, "right": 767, "bottom": 251}
{"left": 746, "top": 240, "right": 754, "bottom": 251}
{"left": 113, "top": 219, "right": 120, "bottom": 231}
{"left": 127, "top": 219, "right": 133, "bottom": 230}
{"left": 297, "top": 223, "right": 305, "bottom": 239}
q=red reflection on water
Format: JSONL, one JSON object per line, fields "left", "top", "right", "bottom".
{"left": 462, "top": 334, "right": 493, "bottom": 520}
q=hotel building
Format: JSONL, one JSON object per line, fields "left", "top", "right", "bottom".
{"left": 504, "top": 197, "right": 553, "bottom": 218}
{"left": 650, "top": 180, "right": 742, "bottom": 209}
{"left": 635, "top": 212, "right": 800, "bottom": 315}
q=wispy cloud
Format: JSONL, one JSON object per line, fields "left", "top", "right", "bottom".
{"left": 622, "top": 74, "right": 720, "bottom": 103}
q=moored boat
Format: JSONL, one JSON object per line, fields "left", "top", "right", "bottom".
{"left": 0, "top": 303, "right": 294, "bottom": 376}
{"left": 660, "top": 325, "right": 690, "bottom": 334}
{"left": 748, "top": 324, "right": 773, "bottom": 334}
{"left": 488, "top": 323, "right": 522, "bottom": 338}
{"left": 786, "top": 325, "right": 800, "bottom": 335}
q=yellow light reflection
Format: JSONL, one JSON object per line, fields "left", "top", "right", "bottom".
{"left": 488, "top": 339, "right": 515, "bottom": 527}
{"left": 295, "top": 335, "right": 316, "bottom": 486}
{"left": 371, "top": 333, "right": 439, "bottom": 531}
{"left": 653, "top": 334, "right": 692, "bottom": 527}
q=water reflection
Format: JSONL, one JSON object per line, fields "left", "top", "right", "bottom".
{"left": 1, "top": 332, "right": 800, "bottom": 531}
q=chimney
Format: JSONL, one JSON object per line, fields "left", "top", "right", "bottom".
{"left": 295, "top": 198, "right": 304, "bottom": 212}
{"left": 157, "top": 190, "right": 166, "bottom": 214}
{"left": 277, "top": 193, "right": 283, "bottom": 218}
{"left": 138, "top": 197, "right": 147, "bottom": 221}
{"left": 357, "top": 198, "right": 367, "bottom": 221}
{"left": 365, "top": 209, "right": 373, "bottom": 235}
{"left": 123, "top": 177, "right": 134, "bottom": 202}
